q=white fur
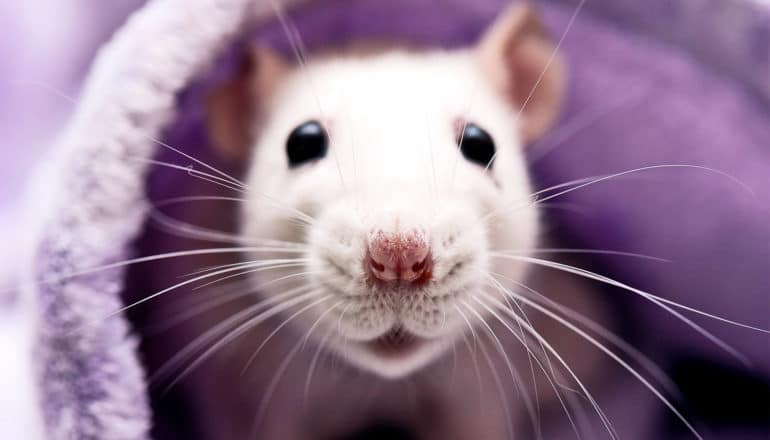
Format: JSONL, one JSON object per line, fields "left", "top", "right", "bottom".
{"left": 242, "top": 49, "right": 539, "bottom": 378}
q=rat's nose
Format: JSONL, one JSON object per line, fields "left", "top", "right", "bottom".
{"left": 367, "top": 230, "right": 432, "bottom": 285}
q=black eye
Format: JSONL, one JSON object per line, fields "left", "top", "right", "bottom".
{"left": 286, "top": 120, "right": 328, "bottom": 167}
{"left": 458, "top": 123, "right": 495, "bottom": 168}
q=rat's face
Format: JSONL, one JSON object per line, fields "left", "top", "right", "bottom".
{"left": 209, "top": 6, "right": 564, "bottom": 378}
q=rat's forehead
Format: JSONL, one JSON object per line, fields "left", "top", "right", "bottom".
{"left": 276, "top": 50, "right": 483, "bottom": 119}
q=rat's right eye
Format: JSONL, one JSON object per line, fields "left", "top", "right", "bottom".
{"left": 286, "top": 120, "right": 328, "bottom": 167}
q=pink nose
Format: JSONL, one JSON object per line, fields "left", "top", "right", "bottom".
{"left": 367, "top": 230, "right": 432, "bottom": 286}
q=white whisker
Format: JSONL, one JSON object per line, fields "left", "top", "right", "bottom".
{"left": 528, "top": 87, "right": 649, "bottom": 163}
{"left": 251, "top": 333, "right": 309, "bottom": 437}
{"left": 9, "top": 80, "right": 248, "bottom": 190}
{"left": 484, "top": 164, "right": 754, "bottom": 223}
{"left": 490, "top": 270, "right": 680, "bottom": 397}
{"left": 453, "top": 304, "right": 485, "bottom": 400}
{"left": 480, "top": 292, "right": 618, "bottom": 440}
{"left": 483, "top": 278, "right": 703, "bottom": 439}
{"left": 103, "top": 259, "right": 311, "bottom": 320}
{"left": 534, "top": 165, "right": 754, "bottom": 207}
{"left": 461, "top": 301, "right": 530, "bottom": 440}
{"left": 183, "top": 258, "right": 308, "bottom": 279}
{"left": 471, "top": 295, "right": 583, "bottom": 440}
{"left": 303, "top": 322, "right": 337, "bottom": 406}
{"left": 494, "top": 254, "right": 767, "bottom": 360}
{"left": 240, "top": 294, "right": 333, "bottom": 374}
{"left": 493, "top": 249, "right": 669, "bottom": 263}
{"left": 14, "top": 247, "right": 302, "bottom": 298}
{"left": 126, "top": 157, "right": 247, "bottom": 192}
{"left": 149, "top": 206, "right": 309, "bottom": 247}
{"left": 151, "top": 284, "right": 317, "bottom": 385}
{"left": 191, "top": 261, "right": 310, "bottom": 291}
{"left": 475, "top": 332, "right": 517, "bottom": 440}
{"left": 267, "top": 0, "right": 349, "bottom": 197}
{"left": 163, "top": 289, "right": 325, "bottom": 392}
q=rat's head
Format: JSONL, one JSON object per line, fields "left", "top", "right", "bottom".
{"left": 207, "top": 5, "right": 565, "bottom": 378}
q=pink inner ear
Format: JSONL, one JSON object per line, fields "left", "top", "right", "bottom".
{"left": 477, "top": 4, "right": 566, "bottom": 143}
{"left": 205, "top": 46, "right": 291, "bottom": 160}
{"left": 205, "top": 68, "right": 255, "bottom": 159}
{"left": 510, "top": 39, "right": 566, "bottom": 143}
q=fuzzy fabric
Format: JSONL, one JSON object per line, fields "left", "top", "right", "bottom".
{"left": 20, "top": 0, "right": 770, "bottom": 438}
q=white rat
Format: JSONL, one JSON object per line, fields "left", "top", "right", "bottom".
{"left": 138, "top": 5, "right": 612, "bottom": 439}
{"left": 208, "top": 3, "right": 563, "bottom": 377}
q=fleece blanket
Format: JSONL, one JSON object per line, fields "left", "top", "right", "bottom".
{"left": 21, "top": 0, "right": 769, "bottom": 438}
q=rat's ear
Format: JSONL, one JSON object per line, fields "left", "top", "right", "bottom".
{"left": 477, "top": 4, "right": 566, "bottom": 143}
{"left": 206, "top": 46, "right": 289, "bottom": 159}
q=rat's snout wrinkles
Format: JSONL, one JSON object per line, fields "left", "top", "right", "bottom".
{"left": 366, "top": 229, "right": 432, "bottom": 286}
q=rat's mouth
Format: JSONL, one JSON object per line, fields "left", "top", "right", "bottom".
{"left": 365, "top": 326, "right": 425, "bottom": 358}
{"left": 337, "top": 324, "right": 452, "bottom": 378}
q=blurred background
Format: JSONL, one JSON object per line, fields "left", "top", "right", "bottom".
{"left": 1, "top": 1, "right": 768, "bottom": 438}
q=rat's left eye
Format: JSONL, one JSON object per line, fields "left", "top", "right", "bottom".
{"left": 286, "top": 120, "right": 328, "bottom": 167}
{"left": 458, "top": 123, "right": 496, "bottom": 168}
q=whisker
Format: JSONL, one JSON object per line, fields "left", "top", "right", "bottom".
{"left": 150, "top": 209, "right": 248, "bottom": 245}
{"left": 133, "top": 161, "right": 317, "bottom": 228}
{"left": 155, "top": 195, "right": 250, "bottom": 206}
{"left": 103, "top": 258, "right": 312, "bottom": 320}
{"left": 492, "top": 249, "right": 669, "bottom": 263}
{"left": 141, "top": 136, "right": 248, "bottom": 189}
{"left": 7, "top": 247, "right": 299, "bottom": 298}
{"left": 21, "top": 82, "right": 320, "bottom": 224}
{"left": 482, "top": 175, "right": 615, "bottom": 223}
{"left": 489, "top": 270, "right": 680, "bottom": 397}
{"left": 252, "top": 325, "right": 317, "bottom": 437}
{"left": 452, "top": 85, "right": 481, "bottom": 190}
{"left": 528, "top": 87, "right": 649, "bottom": 163}
{"left": 483, "top": 279, "right": 704, "bottom": 439}
{"left": 476, "top": 291, "right": 619, "bottom": 440}
{"left": 475, "top": 329, "right": 517, "bottom": 440}
{"left": 145, "top": 279, "right": 257, "bottom": 334}
{"left": 267, "top": 0, "right": 348, "bottom": 197}
{"left": 125, "top": 157, "right": 247, "bottom": 193}
{"left": 496, "top": 283, "right": 548, "bottom": 434}
{"left": 190, "top": 261, "right": 311, "bottom": 290}
{"left": 484, "top": 164, "right": 754, "bottom": 223}
{"left": 494, "top": 254, "right": 768, "bottom": 359}
{"left": 162, "top": 288, "right": 325, "bottom": 392}
{"left": 164, "top": 268, "right": 326, "bottom": 332}
{"left": 535, "top": 202, "right": 592, "bottom": 217}
{"left": 149, "top": 206, "right": 308, "bottom": 248}
{"left": 461, "top": 301, "right": 530, "bottom": 440}
{"left": 423, "top": 113, "right": 439, "bottom": 213}
{"left": 150, "top": 284, "right": 316, "bottom": 383}
{"left": 533, "top": 164, "right": 754, "bottom": 207}
{"left": 304, "top": 321, "right": 337, "bottom": 406}
{"left": 183, "top": 258, "right": 308, "bottom": 278}
{"left": 453, "top": 304, "right": 485, "bottom": 400}
{"left": 240, "top": 294, "right": 333, "bottom": 375}
{"left": 469, "top": 296, "right": 583, "bottom": 439}
{"left": 10, "top": 80, "right": 248, "bottom": 190}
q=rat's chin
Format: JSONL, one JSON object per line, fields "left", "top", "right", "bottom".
{"left": 333, "top": 326, "right": 453, "bottom": 379}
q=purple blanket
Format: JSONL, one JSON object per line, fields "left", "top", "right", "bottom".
{"left": 21, "top": 0, "right": 769, "bottom": 438}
